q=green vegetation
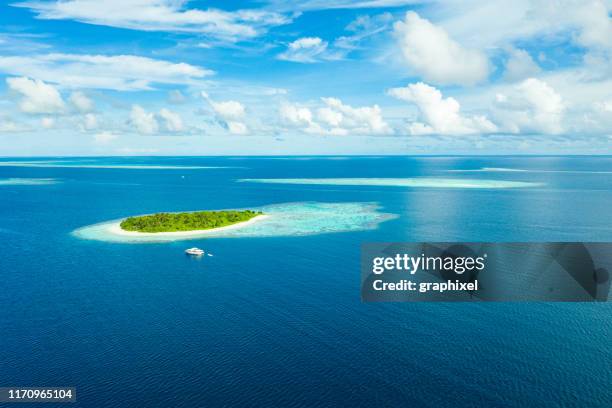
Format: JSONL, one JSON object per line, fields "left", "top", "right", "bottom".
{"left": 120, "top": 210, "right": 263, "bottom": 233}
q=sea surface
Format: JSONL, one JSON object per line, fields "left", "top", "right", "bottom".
{"left": 1, "top": 156, "right": 611, "bottom": 407}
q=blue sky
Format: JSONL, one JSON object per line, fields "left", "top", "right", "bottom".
{"left": 0, "top": 0, "right": 611, "bottom": 156}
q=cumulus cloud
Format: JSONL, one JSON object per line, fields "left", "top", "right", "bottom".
{"left": 317, "top": 106, "right": 343, "bottom": 127}
{"left": 503, "top": 48, "right": 541, "bottom": 82}
{"left": 93, "top": 131, "right": 118, "bottom": 144}
{"left": 409, "top": 1, "right": 612, "bottom": 65}
{"left": 14, "top": 0, "right": 291, "bottom": 42}
{"left": 277, "top": 37, "right": 329, "bottom": 63}
{"left": 201, "top": 92, "right": 248, "bottom": 134}
{"left": 494, "top": 78, "right": 565, "bottom": 134}
{"left": 388, "top": 82, "right": 497, "bottom": 135}
{"left": 0, "top": 53, "right": 212, "bottom": 90}
{"left": 280, "top": 97, "right": 392, "bottom": 136}
{"left": 6, "top": 76, "right": 65, "bottom": 114}
{"left": 69, "top": 91, "right": 94, "bottom": 112}
{"left": 504, "top": 48, "right": 541, "bottom": 82}
{"left": 280, "top": 103, "right": 319, "bottom": 132}
{"left": 393, "top": 11, "right": 490, "bottom": 86}
{"left": 208, "top": 100, "right": 245, "bottom": 120}
{"left": 158, "top": 108, "right": 183, "bottom": 132}
{"left": 321, "top": 97, "right": 392, "bottom": 135}
{"left": 130, "top": 104, "right": 159, "bottom": 134}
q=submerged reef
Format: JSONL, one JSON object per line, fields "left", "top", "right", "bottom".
{"left": 73, "top": 202, "right": 397, "bottom": 243}
{"left": 238, "top": 177, "right": 542, "bottom": 189}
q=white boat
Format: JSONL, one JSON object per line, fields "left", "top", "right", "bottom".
{"left": 185, "top": 247, "right": 204, "bottom": 256}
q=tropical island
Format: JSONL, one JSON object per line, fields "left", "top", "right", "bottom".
{"left": 120, "top": 210, "right": 263, "bottom": 233}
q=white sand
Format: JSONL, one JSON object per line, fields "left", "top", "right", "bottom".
{"left": 107, "top": 214, "right": 270, "bottom": 238}
{"left": 72, "top": 202, "right": 396, "bottom": 243}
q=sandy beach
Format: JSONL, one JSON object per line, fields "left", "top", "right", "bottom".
{"left": 107, "top": 214, "right": 270, "bottom": 238}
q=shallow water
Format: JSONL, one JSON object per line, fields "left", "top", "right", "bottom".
{"left": 239, "top": 177, "right": 542, "bottom": 188}
{"left": 74, "top": 202, "right": 396, "bottom": 242}
{"left": 0, "top": 161, "right": 227, "bottom": 169}
{"left": 0, "top": 177, "right": 59, "bottom": 185}
{"left": 0, "top": 156, "right": 611, "bottom": 407}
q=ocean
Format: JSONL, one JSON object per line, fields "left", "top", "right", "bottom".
{"left": 1, "top": 156, "right": 611, "bottom": 407}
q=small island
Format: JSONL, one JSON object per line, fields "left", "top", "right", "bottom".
{"left": 120, "top": 210, "right": 263, "bottom": 233}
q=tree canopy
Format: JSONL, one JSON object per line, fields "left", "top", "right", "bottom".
{"left": 120, "top": 210, "right": 262, "bottom": 233}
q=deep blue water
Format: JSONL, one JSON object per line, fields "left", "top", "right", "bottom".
{"left": 1, "top": 156, "right": 611, "bottom": 407}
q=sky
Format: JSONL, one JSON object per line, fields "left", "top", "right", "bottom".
{"left": 0, "top": 0, "right": 611, "bottom": 156}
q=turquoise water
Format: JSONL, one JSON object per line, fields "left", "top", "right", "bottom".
{"left": 0, "top": 156, "right": 611, "bottom": 407}
{"left": 0, "top": 177, "right": 59, "bottom": 185}
{"left": 73, "top": 202, "right": 397, "bottom": 243}
{"left": 239, "top": 177, "right": 542, "bottom": 188}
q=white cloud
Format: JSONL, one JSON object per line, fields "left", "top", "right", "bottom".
{"left": 6, "top": 76, "right": 65, "bottom": 114}
{"left": 484, "top": 60, "right": 612, "bottom": 136}
{"left": 280, "top": 103, "right": 319, "bottom": 133}
{"left": 82, "top": 113, "right": 98, "bottom": 130}
{"left": 423, "top": 0, "right": 612, "bottom": 54}
{"left": 280, "top": 98, "right": 392, "bottom": 136}
{"left": 573, "top": 0, "right": 612, "bottom": 50}
{"left": 69, "top": 91, "right": 94, "bottom": 112}
{"left": 577, "top": 99, "right": 612, "bottom": 134}
{"left": 40, "top": 116, "right": 55, "bottom": 128}
{"left": 260, "top": 87, "right": 288, "bottom": 96}
{"left": 93, "top": 131, "right": 118, "bottom": 144}
{"left": 393, "top": 11, "right": 490, "bottom": 85}
{"left": 345, "top": 12, "right": 393, "bottom": 33}
{"left": 269, "top": 0, "right": 419, "bottom": 11}
{"left": 388, "top": 82, "right": 497, "bottom": 135}
{"left": 168, "top": 89, "right": 186, "bottom": 104}
{"left": 209, "top": 100, "right": 245, "bottom": 120}
{"left": 334, "top": 12, "right": 393, "bottom": 53}
{"left": 201, "top": 92, "right": 248, "bottom": 134}
{"left": 116, "top": 147, "right": 158, "bottom": 154}
{"left": 158, "top": 108, "right": 184, "bottom": 132}
{"left": 503, "top": 48, "right": 541, "bottom": 82}
{"left": 0, "top": 32, "right": 51, "bottom": 55}
{"left": 226, "top": 121, "right": 248, "bottom": 135}
{"left": 277, "top": 14, "right": 393, "bottom": 63}
{"left": 277, "top": 37, "right": 329, "bottom": 63}
{"left": 0, "top": 53, "right": 212, "bottom": 90}
{"left": 595, "top": 100, "right": 612, "bottom": 113}
{"left": 0, "top": 120, "right": 27, "bottom": 132}
{"left": 280, "top": 104, "right": 313, "bottom": 125}
{"left": 494, "top": 78, "right": 565, "bottom": 134}
{"left": 317, "top": 107, "right": 343, "bottom": 127}
{"left": 130, "top": 104, "right": 159, "bottom": 134}
{"left": 14, "top": 0, "right": 290, "bottom": 42}
{"left": 321, "top": 97, "right": 392, "bottom": 135}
